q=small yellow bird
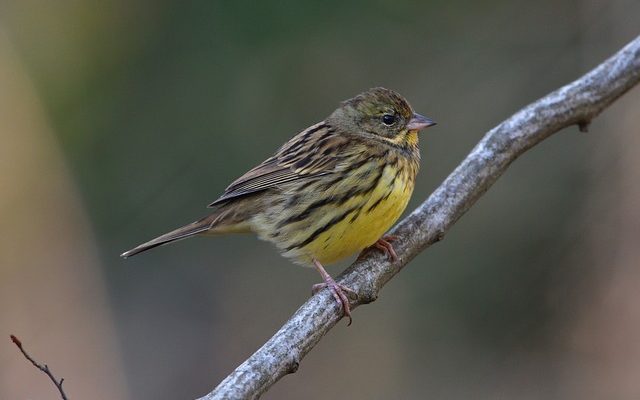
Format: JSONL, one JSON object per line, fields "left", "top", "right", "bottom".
{"left": 122, "top": 87, "right": 435, "bottom": 323}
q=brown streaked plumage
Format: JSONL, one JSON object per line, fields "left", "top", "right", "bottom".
{"left": 122, "top": 87, "right": 436, "bottom": 324}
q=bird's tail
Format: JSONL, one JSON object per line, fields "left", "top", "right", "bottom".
{"left": 121, "top": 214, "right": 217, "bottom": 258}
{"left": 121, "top": 200, "right": 254, "bottom": 258}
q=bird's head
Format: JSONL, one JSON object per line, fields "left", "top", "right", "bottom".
{"left": 328, "top": 87, "right": 436, "bottom": 147}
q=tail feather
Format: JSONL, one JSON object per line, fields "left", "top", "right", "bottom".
{"left": 121, "top": 216, "right": 214, "bottom": 258}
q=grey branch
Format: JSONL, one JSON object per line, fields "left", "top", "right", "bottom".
{"left": 199, "top": 35, "right": 640, "bottom": 400}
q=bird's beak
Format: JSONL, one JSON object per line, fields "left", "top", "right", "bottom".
{"left": 407, "top": 113, "right": 437, "bottom": 131}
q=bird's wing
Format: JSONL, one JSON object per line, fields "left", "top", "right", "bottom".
{"left": 208, "top": 121, "right": 346, "bottom": 206}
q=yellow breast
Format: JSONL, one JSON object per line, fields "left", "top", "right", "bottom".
{"left": 303, "top": 165, "right": 415, "bottom": 265}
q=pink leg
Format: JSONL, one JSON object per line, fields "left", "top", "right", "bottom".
{"left": 374, "top": 235, "right": 399, "bottom": 262}
{"left": 358, "top": 234, "right": 400, "bottom": 262}
{"left": 311, "top": 259, "right": 356, "bottom": 326}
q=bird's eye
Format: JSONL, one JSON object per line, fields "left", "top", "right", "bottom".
{"left": 382, "top": 114, "right": 396, "bottom": 126}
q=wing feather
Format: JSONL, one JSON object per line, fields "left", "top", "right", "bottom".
{"left": 209, "top": 122, "right": 344, "bottom": 206}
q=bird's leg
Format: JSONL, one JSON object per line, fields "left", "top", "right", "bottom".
{"left": 370, "top": 234, "right": 399, "bottom": 262}
{"left": 311, "top": 259, "right": 356, "bottom": 326}
{"left": 356, "top": 235, "right": 399, "bottom": 262}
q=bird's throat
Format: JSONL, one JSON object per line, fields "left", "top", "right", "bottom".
{"left": 406, "top": 130, "right": 419, "bottom": 147}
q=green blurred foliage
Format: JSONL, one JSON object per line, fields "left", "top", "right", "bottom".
{"left": 2, "top": 0, "right": 638, "bottom": 398}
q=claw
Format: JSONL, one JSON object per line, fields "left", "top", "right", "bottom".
{"left": 311, "top": 259, "right": 356, "bottom": 326}
{"left": 312, "top": 282, "right": 357, "bottom": 299}
{"left": 357, "top": 235, "right": 400, "bottom": 262}
{"left": 374, "top": 235, "right": 399, "bottom": 262}
{"left": 382, "top": 234, "right": 399, "bottom": 242}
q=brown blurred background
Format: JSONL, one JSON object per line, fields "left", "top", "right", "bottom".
{"left": 1, "top": 1, "right": 639, "bottom": 399}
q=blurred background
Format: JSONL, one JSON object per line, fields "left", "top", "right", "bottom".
{"left": 1, "top": 1, "right": 639, "bottom": 399}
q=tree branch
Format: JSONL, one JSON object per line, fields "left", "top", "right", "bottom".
{"left": 199, "top": 35, "right": 640, "bottom": 400}
{"left": 10, "top": 335, "right": 69, "bottom": 400}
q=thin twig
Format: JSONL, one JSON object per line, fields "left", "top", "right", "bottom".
{"left": 199, "top": 34, "right": 640, "bottom": 400}
{"left": 10, "top": 335, "right": 69, "bottom": 400}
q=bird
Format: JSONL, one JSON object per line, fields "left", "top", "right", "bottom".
{"left": 122, "top": 87, "right": 436, "bottom": 324}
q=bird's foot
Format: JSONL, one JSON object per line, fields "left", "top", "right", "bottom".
{"left": 373, "top": 235, "right": 399, "bottom": 262}
{"left": 356, "top": 235, "right": 400, "bottom": 262}
{"left": 311, "top": 259, "right": 357, "bottom": 326}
